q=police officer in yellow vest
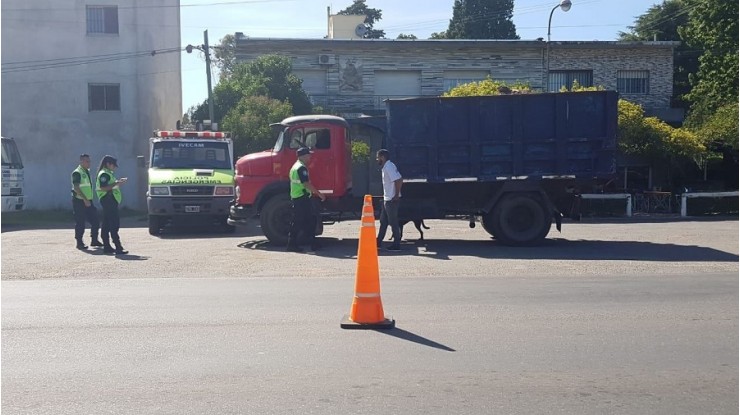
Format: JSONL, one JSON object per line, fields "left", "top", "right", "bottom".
{"left": 71, "top": 154, "right": 102, "bottom": 250}
{"left": 286, "top": 147, "right": 326, "bottom": 252}
{"left": 96, "top": 155, "right": 128, "bottom": 255}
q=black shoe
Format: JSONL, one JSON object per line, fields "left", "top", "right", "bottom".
{"left": 115, "top": 248, "right": 128, "bottom": 255}
{"left": 76, "top": 241, "right": 88, "bottom": 250}
{"left": 103, "top": 245, "right": 115, "bottom": 254}
{"left": 286, "top": 245, "right": 304, "bottom": 253}
{"left": 90, "top": 240, "right": 104, "bottom": 247}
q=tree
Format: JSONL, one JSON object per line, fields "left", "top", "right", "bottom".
{"left": 679, "top": 0, "right": 739, "bottom": 127}
{"left": 617, "top": 99, "right": 704, "bottom": 161}
{"left": 213, "top": 34, "right": 237, "bottom": 79}
{"left": 396, "top": 33, "right": 417, "bottom": 40}
{"left": 190, "top": 55, "right": 312, "bottom": 125}
{"left": 337, "top": 0, "right": 385, "bottom": 39}
{"left": 429, "top": 31, "right": 448, "bottom": 39}
{"left": 618, "top": 0, "right": 699, "bottom": 109}
{"left": 445, "top": 0, "right": 519, "bottom": 39}
{"left": 221, "top": 95, "right": 293, "bottom": 157}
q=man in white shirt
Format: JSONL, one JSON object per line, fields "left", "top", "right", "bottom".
{"left": 375, "top": 149, "right": 403, "bottom": 251}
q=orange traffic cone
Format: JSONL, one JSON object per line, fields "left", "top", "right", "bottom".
{"left": 341, "top": 195, "right": 395, "bottom": 329}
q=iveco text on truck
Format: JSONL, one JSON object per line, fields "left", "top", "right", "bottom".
{"left": 229, "top": 91, "right": 618, "bottom": 246}
{"left": 147, "top": 130, "right": 236, "bottom": 235}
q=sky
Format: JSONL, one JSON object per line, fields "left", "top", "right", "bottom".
{"left": 180, "top": 0, "right": 658, "bottom": 114}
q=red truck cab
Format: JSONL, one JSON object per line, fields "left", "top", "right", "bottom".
{"left": 229, "top": 115, "right": 352, "bottom": 244}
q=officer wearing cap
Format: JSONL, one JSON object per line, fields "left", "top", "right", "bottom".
{"left": 96, "top": 155, "right": 128, "bottom": 255}
{"left": 286, "top": 147, "right": 326, "bottom": 252}
{"left": 71, "top": 153, "right": 103, "bottom": 250}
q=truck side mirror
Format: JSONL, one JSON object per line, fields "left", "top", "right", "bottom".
{"left": 136, "top": 155, "right": 147, "bottom": 168}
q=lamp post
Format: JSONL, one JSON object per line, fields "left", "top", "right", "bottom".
{"left": 546, "top": 0, "right": 572, "bottom": 91}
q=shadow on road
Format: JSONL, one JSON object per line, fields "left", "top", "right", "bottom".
{"left": 373, "top": 327, "right": 456, "bottom": 352}
{"left": 237, "top": 236, "right": 738, "bottom": 263}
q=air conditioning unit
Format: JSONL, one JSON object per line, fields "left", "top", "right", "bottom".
{"left": 318, "top": 54, "right": 335, "bottom": 65}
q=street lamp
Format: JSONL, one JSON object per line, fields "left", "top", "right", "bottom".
{"left": 546, "top": 0, "right": 572, "bottom": 91}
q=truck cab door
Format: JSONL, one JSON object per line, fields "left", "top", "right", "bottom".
{"left": 287, "top": 127, "right": 335, "bottom": 195}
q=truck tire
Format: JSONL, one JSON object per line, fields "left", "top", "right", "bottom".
{"left": 481, "top": 214, "right": 498, "bottom": 239}
{"left": 260, "top": 194, "right": 292, "bottom": 246}
{"left": 490, "top": 193, "right": 552, "bottom": 246}
{"left": 148, "top": 215, "right": 162, "bottom": 236}
{"left": 222, "top": 216, "right": 236, "bottom": 234}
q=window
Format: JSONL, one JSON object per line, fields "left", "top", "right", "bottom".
{"left": 287, "top": 128, "right": 331, "bottom": 150}
{"left": 548, "top": 70, "right": 593, "bottom": 92}
{"left": 617, "top": 70, "right": 649, "bottom": 94}
{"left": 151, "top": 141, "right": 231, "bottom": 170}
{"left": 86, "top": 6, "right": 118, "bottom": 34}
{"left": 88, "top": 84, "right": 120, "bottom": 111}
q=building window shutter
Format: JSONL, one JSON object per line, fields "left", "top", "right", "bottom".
{"left": 617, "top": 70, "right": 649, "bottom": 94}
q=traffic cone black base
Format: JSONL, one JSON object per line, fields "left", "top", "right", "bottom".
{"left": 340, "top": 315, "right": 395, "bottom": 330}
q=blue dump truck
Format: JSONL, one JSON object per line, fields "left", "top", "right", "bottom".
{"left": 230, "top": 90, "right": 619, "bottom": 246}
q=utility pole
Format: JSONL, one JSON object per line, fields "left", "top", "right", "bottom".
{"left": 204, "top": 30, "right": 215, "bottom": 127}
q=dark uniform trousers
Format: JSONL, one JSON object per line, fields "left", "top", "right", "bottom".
{"left": 287, "top": 195, "right": 317, "bottom": 248}
{"left": 100, "top": 194, "right": 122, "bottom": 247}
{"left": 72, "top": 198, "right": 100, "bottom": 241}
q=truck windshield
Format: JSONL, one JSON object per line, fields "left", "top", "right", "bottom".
{"left": 1, "top": 139, "right": 23, "bottom": 169}
{"left": 151, "top": 141, "right": 231, "bottom": 170}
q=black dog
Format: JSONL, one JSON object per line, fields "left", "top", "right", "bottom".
{"left": 390, "top": 219, "right": 430, "bottom": 241}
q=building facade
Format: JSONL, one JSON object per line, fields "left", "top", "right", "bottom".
{"left": 1, "top": 0, "right": 182, "bottom": 209}
{"left": 233, "top": 37, "right": 677, "bottom": 119}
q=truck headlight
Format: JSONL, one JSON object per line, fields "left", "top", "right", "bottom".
{"left": 214, "top": 186, "right": 234, "bottom": 196}
{"left": 149, "top": 186, "right": 170, "bottom": 196}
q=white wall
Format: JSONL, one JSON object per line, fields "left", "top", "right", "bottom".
{"left": 1, "top": 0, "right": 181, "bottom": 210}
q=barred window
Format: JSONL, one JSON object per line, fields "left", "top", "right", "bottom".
{"left": 88, "top": 84, "right": 120, "bottom": 111}
{"left": 86, "top": 6, "right": 118, "bottom": 34}
{"left": 548, "top": 70, "right": 593, "bottom": 92}
{"left": 617, "top": 70, "right": 649, "bottom": 94}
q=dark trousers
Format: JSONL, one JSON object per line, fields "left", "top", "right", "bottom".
{"left": 72, "top": 198, "right": 100, "bottom": 241}
{"left": 100, "top": 196, "right": 121, "bottom": 247}
{"left": 287, "top": 196, "right": 316, "bottom": 248}
{"left": 377, "top": 199, "right": 400, "bottom": 247}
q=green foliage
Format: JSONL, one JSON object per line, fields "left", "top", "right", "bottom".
{"left": 559, "top": 80, "right": 604, "bottom": 92}
{"left": 442, "top": 77, "right": 531, "bottom": 97}
{"left": 679, "top": 0, "right": 739, "bottom": 125}
{"left": 694, "top": 102, "right": 739, "bottom": 150}
{"left": 190, "top": 55, "right": 312, "bottom": 125}
{"left": 396, "top": 33, "right": 417, "bottom": 40}
{"left": 221, "top": 95, "right": 293, "bottom": 158}
{"left": 446, "top": 0, "right": 518, "bottom": 40}
{"left": 213, "top": 34, "right": 237, "bottom": 79}
{"left": 351, "top": 140, "right": 371, "bottom": 162}
{"left": 337, "top": 0, "right": 385, "bottom": 39}
{"left": 617, "top": 99, "right": 705, "bottom": 160}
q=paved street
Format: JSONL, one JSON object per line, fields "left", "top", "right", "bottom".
{"left": 2, "top": 218, "right": 738, "bottom": 414}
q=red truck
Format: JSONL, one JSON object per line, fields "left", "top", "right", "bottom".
{"left": 228, "top": 91, "right": 619, "bottom": 246}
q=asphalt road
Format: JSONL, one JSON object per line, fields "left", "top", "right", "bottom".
{"left": 2, "top": 218, "right": 738, "bottom": 414}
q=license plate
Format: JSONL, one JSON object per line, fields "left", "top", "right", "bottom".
{"left": 185, "top": 205, "right": 200, "bottom": 213}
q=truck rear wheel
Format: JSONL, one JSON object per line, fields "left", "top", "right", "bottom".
{"left": 481, "top": 214, "right": 498, "bottom": 239}
{"left": 148, "top": 215, "right": 162, "bottom": 236}
{"left": 260, "top": 195, "right": 292, "bottom": 246}
{"left": 490, "top": 194, "right": 552, "bottom": 246}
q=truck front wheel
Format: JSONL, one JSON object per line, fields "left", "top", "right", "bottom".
{"left": 488, "top": 194, "right": 552, "bottom": 246}
{"left": 148, "top": 215, "right": 162, "bottom": 236}
{"left": 260, "top": 195, "right": 292, "bottom": 246}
